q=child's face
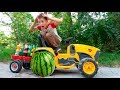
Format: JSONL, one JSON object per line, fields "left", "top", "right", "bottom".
{"left": 37, "top": 18, "right": 48, "bottom": 29}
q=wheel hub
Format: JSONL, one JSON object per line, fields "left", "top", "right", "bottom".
{"left": 83, "top": 62, "right": 95, "bottom": 74}
{"left": 11, "top": 63, "right": 18, "bottom": 71}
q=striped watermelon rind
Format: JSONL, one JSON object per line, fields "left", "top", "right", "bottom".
{"left": 30, "top": 51, "right": 55, "bottom": 77}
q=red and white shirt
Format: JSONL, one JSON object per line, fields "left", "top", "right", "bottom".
{"left": 37, "top": 22, "right": 62, "bottom": 42}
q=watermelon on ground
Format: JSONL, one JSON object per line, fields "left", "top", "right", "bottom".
{"left": 30, "top": 51, "right": 55, "bottom": 77}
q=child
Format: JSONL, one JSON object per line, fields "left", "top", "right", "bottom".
{"left": 29, "top": 13, "right": 62, "bottom": 53}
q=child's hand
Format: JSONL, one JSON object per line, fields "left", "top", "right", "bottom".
{"left": 35, "top": 17, "right": 38, "bottom": 23}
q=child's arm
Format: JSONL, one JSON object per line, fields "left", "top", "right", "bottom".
{"left": 29, "top": 18, "right": 39, "bottom": 32}
{"left": 49, "top": 17, "right": 63, "bottom": 26}
{"left": 43, "top": 14, "right": 63, "bottom": 26}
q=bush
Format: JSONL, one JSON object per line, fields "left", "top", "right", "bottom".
{"left": 98, "top": 52, "right": 120, "bottom": 67}
{"left": 0, "top": 45, "right": 16, "bottom": 62}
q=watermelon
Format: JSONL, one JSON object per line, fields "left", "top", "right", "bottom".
{"left": 17, "top": 44, "right": 38, "bottom": 56}
{"left": 29, "top": 45, "right": 32, "bottom": 51}
{"left": 30, "top": 51, "right": 55, "bottom": 77}
{"left": 27, "top": 49, "right": 31, "bottom": 56}
{"left": 18, "top": 48, "right": 23, "bottom": 56}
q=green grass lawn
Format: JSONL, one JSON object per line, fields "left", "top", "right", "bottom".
{"left": 98, "top": 52, "right": 120, "bottom": 67}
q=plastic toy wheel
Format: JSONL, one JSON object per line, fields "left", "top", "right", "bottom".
{"left": 23, "top": 63, "right": 30, "bottom": 70}
{"left": 10, "top": 60, "right": 22, "bottom": 73}
{"left": 78, "top": 58, "right": 98, "bottom": 78}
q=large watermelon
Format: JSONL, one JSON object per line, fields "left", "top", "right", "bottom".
{"left": 30, "top": 51, "right": 55, "bottom": 77}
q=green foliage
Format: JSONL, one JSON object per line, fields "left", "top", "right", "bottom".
{"left": 0, "top": 31, "right": 13, "bottom": 46}
{"left": 0, "top": 44, "right": 15, "bottom": 62}
{"left": 98, "top": 52, "right": 120, "bottom": 67}
{"left": 3, "top": 12, "right": 39, "bottom": 44}
{"left": 52, "top": 12, "right": 120, "bottom": 53}
{"left": 1, "top": 12, "right": 120, "bottom": 53}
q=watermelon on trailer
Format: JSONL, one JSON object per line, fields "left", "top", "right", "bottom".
{"left": 30, "top": 51, "right": 55, "bottom": 77}
{"left": 18, "top": 44, "right": 24, "bottom": 56}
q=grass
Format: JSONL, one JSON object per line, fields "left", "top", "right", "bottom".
{"left": 0, "top": 45, "right": 15, "bottom": 62}
{"left": 98, "top": 52, "right": 120, "bottom": 67}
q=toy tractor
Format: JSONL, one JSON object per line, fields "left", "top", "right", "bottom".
{"left": 10, "top": 34, "right": 100, "bottom": 78}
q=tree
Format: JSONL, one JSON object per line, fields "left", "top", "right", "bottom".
{"left": 0, "top": 31, "right": 9, "bottom": 46}
{"left": 2, "top": 12, "right": 39, "bottom": 45}
{"left": 1, "top": 12, "right": 120, "bottom": 52}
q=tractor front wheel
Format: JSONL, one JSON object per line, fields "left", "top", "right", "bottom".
{"left": 78, "top": 58, "right": 98, "bottom": 78}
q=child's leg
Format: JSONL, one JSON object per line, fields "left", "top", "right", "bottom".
{"left": 45, "top": 33, "right": 60, "bottom": 48}
{"left": 41, "top": 31, "right": 52, "bottom": 47}
{"left": 44, "top": 32, "right": 61, "bottom": 54}
{"left": 40, "top": 31, "right": 61, "bottom": 53}
{"left": 37, "top": 34, "right": 46, "bottom": 47}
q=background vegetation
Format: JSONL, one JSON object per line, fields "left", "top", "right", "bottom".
{"left": 0, "top": 12, "right": 120, "bottom": 67}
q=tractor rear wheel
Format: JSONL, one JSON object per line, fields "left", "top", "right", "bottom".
{"left": 10, "top": 60, "right": 22, "bottom": 73}
{"left": 23, "top": 63, "right": 30, "bottom": 70}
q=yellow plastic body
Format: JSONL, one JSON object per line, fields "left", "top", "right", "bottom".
{"left": 67, "top": 44, "right": 100, "bottom": 60}
{"left": 32, "top": 44, "right": 100, "bottom": 69}
{"left": 55, "top": 44, "right": 100, "bottom": 69}
{"left": 31, "top": 47, "right": 55, "bottom": 57}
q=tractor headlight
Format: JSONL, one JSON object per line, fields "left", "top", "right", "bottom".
{"left": 94, "top": 51, "right": 100, "bottom": 60}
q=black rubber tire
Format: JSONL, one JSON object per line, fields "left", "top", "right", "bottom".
{"left": 23, "top": 63, "right": 30, "bottom": 70}
{"left": 10, "top": 60, "right": 22, "bottom": 73}
{"left": 78, "top": 58, "right": 98, "bottom": 78}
